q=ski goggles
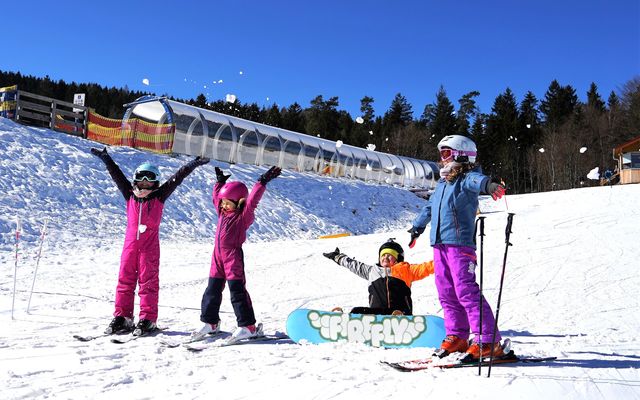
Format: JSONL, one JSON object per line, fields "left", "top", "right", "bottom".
{"left": 440, "top": 148, "right": 476, "bottom": 162}
{"left": 134, "top": 170, "right": 158, "bottom": 182}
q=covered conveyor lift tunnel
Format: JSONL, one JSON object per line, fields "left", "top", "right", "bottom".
{"left": 123, "top": 96, "right": 439, "bottom": 189}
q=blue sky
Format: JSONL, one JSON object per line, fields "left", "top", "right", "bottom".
{"left": 4, "top": 0, "right": 639, "bottom": 118}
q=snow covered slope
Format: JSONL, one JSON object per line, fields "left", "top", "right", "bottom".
{"left": 1, "top": 118, "right": 639, "bottom": 399}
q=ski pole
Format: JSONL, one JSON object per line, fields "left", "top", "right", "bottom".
{"left": 12, "top": 218, "right": 22, "bottom": 320}
{"left": 501, "top": 180, "right": 509, "bottom": 211}
{"left": 27, "top": 218, "right": 48, "bottom": 314}
{"left": 476, "top": 216, "right": 486, "bottom": 376}
{"left": 487, "top": 212, "right": 515, "bottom": 377}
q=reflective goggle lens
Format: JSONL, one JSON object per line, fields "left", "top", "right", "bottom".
{"left": 134, "top": 171, "right": 158, "bottom": 182}
{"left": 440, "top": 149, "right": 453, "bottom": 161}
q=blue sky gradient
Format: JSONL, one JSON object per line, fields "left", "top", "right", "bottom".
{"left": 4, "top": 0, "right": 639, "bottom": 117}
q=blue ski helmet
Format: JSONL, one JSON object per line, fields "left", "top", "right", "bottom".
{"left": 133, "top": 162, "right": 161, "bottom": 182}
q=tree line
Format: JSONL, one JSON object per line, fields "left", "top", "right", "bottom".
{"left": 2, "top": 69, "right": 639, "bottom": 193}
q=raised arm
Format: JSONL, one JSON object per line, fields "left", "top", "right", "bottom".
{"left": 240, "top": 166, "right": 281, "bottom": 226}
{"left": 212, "top": 166, "right": 231, "bottom": 213}
{"left": 408, "top": 260, "right": 435, "bottom": 281}
{"left": 157, "top": 156, "right": 209, "bottom": 202}
{"left": 90, "top": 147, "right": 131, "bottom": 200}
{"left": 323, "top": 248, "right": 373, "bottom": 280}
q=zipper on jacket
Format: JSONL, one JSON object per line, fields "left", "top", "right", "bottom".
{"left": 452, "top": 203, "right": 460, "bottom": 240}
{"left": 136, "top": 200, "right": 143, "bottom": 240}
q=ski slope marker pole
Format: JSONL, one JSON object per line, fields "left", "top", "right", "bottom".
{"left": 487, "top": 212, "right": 515, "bottom": 377}
{"left": 12, "top": 218, "right": 22, "bottom": 320}
{"left": 27, "top": 218, "right": 48, "bottom": 314}
{"left": 476, "top": 216, "right": 486, "bottom": 376}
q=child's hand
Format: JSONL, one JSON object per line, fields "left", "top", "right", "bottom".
{"left": 193, "top": 156, "right": 210, "bottom": 166}
{"left": 215, "top": 167, "right": 231, "bottom": 183}
{"left": 90, "top": 147, "right": 108, "bottom": 159}
{"left": 259, "top": 166, "right": 282, "bottom": 184}
{"left": 487, "top": 182, "right": 506, "bottom": 200}
{"left": 323, "top": 248, "right": 341, "bottom": 262}
{"left": 407, "top": 227, "right": 422, "bottom": 248}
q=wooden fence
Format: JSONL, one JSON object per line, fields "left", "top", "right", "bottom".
{"left": 15, "top": 90, "right": 87, "bottom": 137}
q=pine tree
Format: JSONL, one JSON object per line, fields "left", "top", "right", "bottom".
{"left": 619, "top": 76, "right": 640, "bottom": 140}
{"left": 483, "top": 88, "right": 519, "bottom": 185}
{"left": 264, "top": 103, "right": 282, "bottom": 127}
{"left": 351, "top": 96, "right": 376, "bottom": 147}
{"left": 518, "top": 91, "right": 541, "bottom": 192}
{"left": 383, "top": 93, "right": 413, "bottom": 130}
{"left": 540, "top": 80, "right": 578, "bottom": 130}
{"left": 455, "top": 91, "right": 480, "bottom": 136}
{"left": 424, "top": 86, "right": 457, "bottom": 141}
{"left": 304, "top": 95, "right": 340, "bottom": 140}
{"left": 281, "top": 102, "right": 305, "bottom": 133}
{"left": 194, "top": 94, "right": 208, "bottom": 108}
{"left": 518, "top": 91, "right": 541, "bottom": 148}
{"left": 586, "top": 82, "right": 606, "bottom": 113}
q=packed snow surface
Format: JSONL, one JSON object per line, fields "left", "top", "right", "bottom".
{"left": 1, "top": 118, "right": 639, "bottom": 399}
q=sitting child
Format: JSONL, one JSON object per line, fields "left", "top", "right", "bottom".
{"left": 322, "top": 239, "right": 434, "bottom": 315}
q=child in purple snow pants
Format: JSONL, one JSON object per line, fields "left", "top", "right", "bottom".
{"left": 409, "top": 135, "right": 506, "bottom": 359}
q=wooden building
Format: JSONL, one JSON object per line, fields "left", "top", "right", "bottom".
{"left": 613, "top": 135, "right": 640, "bottom": 184}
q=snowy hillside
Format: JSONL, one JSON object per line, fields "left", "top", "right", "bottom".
{"left": 0, "top": 118, "right": 425, "bottom": 252}
{"left": 1, "top": 118, "right": 639, "bottom": 399}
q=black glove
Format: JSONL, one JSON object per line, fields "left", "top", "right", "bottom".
{"left": 193, "top": 156, "right": 210, "bottom": 166}
{"left": 487, "top": 182, "right": 506, "bottom": 201}
{"left": 407, "top": 227, "right": 424, "bottom": 248}
{"left": 90, "top": 147, "right": 108, "bottom": 160}
{"left": 259, "top": 166, "right": 282, "bottom": 184}
{"left": 215, "top": 167, "right": 231, "bottom": 184}
{"left": 323, "top": 247, "right": 342, "bottom": 263}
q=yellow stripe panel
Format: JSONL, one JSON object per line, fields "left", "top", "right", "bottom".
{"left": 318, "top": 232, "right": 351, "bottom": 239}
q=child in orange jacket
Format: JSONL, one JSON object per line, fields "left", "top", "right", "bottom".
{"left": 322, "top": 239, "right": 434, "bottom": 315}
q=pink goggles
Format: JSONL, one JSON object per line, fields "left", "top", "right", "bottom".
{"left": 440, "top": 148, "right": 476, "bottom": 161}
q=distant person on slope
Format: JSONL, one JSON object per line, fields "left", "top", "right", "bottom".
{"left": 408, "top": 134, "right": 506, "bottom": 360}
{"left": 322, "top": 239, "right": 435, "bottom": 316}
{"left": 192, "top": 165, "right": 281, "bottom": 344}
{"left": 90, "top": 147, "right": 209, "bottom": 336}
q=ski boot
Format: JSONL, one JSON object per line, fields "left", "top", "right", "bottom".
{"left": 105, "top": 316, "right": 134, "bottom": 334}
{"left": 190, "top": 322, "right": 220, "bottom": 342}
{"left": 133, "top": 319, "right": 157, "bottom": 336}
{"left": 226, "top": 323, "right": 264, "bottom": 345}
{"left": 433, "top": 335, "right": 469, "bottom": 358}
{"left": 462, "top": 339, "right": 509, "bottom": 362}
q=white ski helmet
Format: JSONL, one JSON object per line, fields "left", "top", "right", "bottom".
{"left": 437, "top": 135, "right": 477, "bottom": 163}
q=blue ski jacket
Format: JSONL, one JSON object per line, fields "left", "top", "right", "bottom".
{"left": 412, "top": 169, "right": 490, "bottom": 249}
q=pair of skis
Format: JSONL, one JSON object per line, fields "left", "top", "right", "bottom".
{"left": 160, "top": 331, "right": 289, "bottom": 352}
{"left": 73, "top": 326, "right": 168, "bottom": 343}
{"left": 382, "top": 350, "right": 557, "bottom": 371}
{"left": 73, "top": 325, "right": 289, "bottom": 349}
{"left": 382, "top": 337, "right": 555, "bottom": 371}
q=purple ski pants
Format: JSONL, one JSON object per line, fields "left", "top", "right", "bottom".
{"left": 433, "top": 244, "right": 501, "bottom": 344}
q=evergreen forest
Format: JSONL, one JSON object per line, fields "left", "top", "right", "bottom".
{"left": 2, "top": 69, "right": 639, "bottom": 193}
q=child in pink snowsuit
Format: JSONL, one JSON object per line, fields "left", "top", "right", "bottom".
{"left": 91, "top": 147, "right": 209, "bottom": 335}
{"left": 193, "top": 166, "right": 281, "bottom": 343}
